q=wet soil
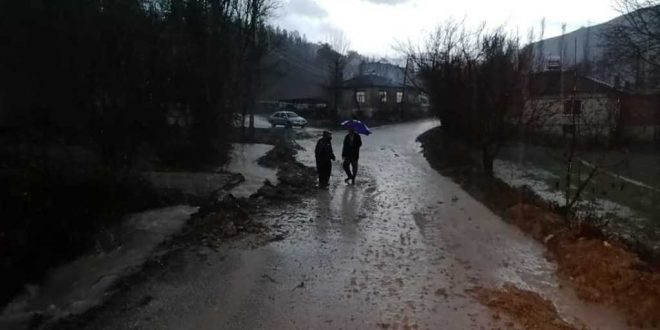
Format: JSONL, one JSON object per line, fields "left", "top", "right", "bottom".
{"left": 507, "top": 203, "right": 660, "bottom": 328}
{"left": 552, "top": 235, "right": 660, "bottom": 328}
{"left": 471, "top": 284, "right": 580, "bottom": 330}
{"left": 419, "top": 126, "right": 660, "bottom": 328}
{"left": 251, "top": 142, "right": 317, "bottom": 201}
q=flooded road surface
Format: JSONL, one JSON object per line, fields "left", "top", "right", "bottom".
{"left": 84, "top": 120, "right": 629, "bottom": 329}
{"left": 224, "top": 143, "right": 278, "bottom": 198}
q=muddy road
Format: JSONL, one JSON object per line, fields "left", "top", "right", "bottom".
{"left": 81, "top": 119, "right": 630, "bottom": 330}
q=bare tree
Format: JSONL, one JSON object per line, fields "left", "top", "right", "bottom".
{"left": 317, "top": 32, "right": 353, "bottom": 117}
{"left": 400, "top": 21, "right": 525, "bottom": 176}
{"left": 601, "top": 0, "right": 660, "bottom": 90}
{"left": 549, "top": 30, "right": 622, "bottom": 220}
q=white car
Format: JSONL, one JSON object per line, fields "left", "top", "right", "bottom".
{"left": 268, "top": 111, "right": 307, "bottom": 128}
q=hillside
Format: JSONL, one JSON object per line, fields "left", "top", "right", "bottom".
{"left": 529, "top": 15, "right": 626, "bottom": 82}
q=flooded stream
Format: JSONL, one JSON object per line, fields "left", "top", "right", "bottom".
{"left": 1, "top": 142, "right": 277, "bottom": 329}
{"left": 224, "top": 143, "right": 278, "bottom": 198}
{"left": 0, "top": 206, "right": 197, "bottom": 328}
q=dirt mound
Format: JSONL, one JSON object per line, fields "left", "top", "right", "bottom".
{"left": 554, "top": 238, "right": 660, "bottom": 328}
{"left": 257, "top": 143, "right": 297, "bottom": 168}
{"left": 505, "top": 203, "right": 566, "bottom": 241}
{"left": 507, "top": 203, "right": 660, "bottom": 328}
{"left": 188, "top": 195, "right": 266, "bottom": 247}
{"left": 471, "top": 284, "right": 580, "bottom": 330}
{"left": 252, "top": 141, "right": 317, "bottom": 200}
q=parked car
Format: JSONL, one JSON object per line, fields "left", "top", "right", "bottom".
{"left": 268, "top": 111, "right": 307, "bottom": 128}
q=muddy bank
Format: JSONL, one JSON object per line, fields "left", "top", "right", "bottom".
{"left": 0, "top": 206, "right": 198, "bottom": 329}
{"left": 251, "top": 142, "right": 317, "bottom": 201}
{"left": 506, "top": 204, "right": 660, "bottom": 328}
{"left": 418, "top": 126, "right": 660, "bottom": 328}
{"left": 144, "top": 171, "right": 245, "bottom": 205}
{"left": 0, "top": 168, "right": 166, "bottom": 310}
{"left": 470, "top": 285, "right": 580, "bottom": 330}
{"left": 230, "top": 127, "right": 313, "bottom": 146}
{"left": 45, "top": 140, "right": 317, "bottom": 329}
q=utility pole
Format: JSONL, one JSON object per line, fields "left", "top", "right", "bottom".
{"left": 400, "top": 56, "right": 410, "bottom": 119}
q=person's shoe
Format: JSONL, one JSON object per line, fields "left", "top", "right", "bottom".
{"left": 351, "top": 177, "right": 356, "bottom": 185}
{"left": 344, "top": 177, "right": 351, "bottom": 184}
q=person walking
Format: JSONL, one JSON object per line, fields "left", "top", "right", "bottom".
{"left": 342, "top": 127, "right": 362, "bottom": 185}
{"left": 314, "top": 131, "right": 335, "bottom": 188}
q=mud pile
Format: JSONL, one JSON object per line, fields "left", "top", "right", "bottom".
{"left": 253, "top": 142, "right": 316, "bottom": 200}
{"left": 505, "top": 204, "right": 565, "bottom": 242}
{"left": 257, "top": 142, "right": 297, "bottom": 168}
{"left": 554, "top": 237, "right": 660, "bottom": 327}
{"left": 189, "top": 195, "right": 266, "bottom": 246}
{"left": 507, "top": 203, "right": 660, "bottom": 327}
{"left": 471, "top": 284, "right": 579, "bottom": 330}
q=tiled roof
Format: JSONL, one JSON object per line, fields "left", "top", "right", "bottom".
{"left": 342, "top": 74, "right": 402, "bottom": 88}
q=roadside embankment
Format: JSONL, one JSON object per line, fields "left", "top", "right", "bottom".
{"left": 418, "top": 126, "right": 660, "bottom": 328}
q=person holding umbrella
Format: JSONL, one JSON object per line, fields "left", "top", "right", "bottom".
{"left": 314, "top": 131, "right": 336, "bottom": 188}
{"left": 342, "top": 124, "right": 364, "bottom": 185}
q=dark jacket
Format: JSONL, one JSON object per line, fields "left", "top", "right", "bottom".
{"left": 315, "top": 137, "right": 335, "bottom": 165}
{"left": 342, "top": 133, "right": 362, "bottom": 160}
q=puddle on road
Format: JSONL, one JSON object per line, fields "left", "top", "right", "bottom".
{"left": 0, "top": 206, "right": 197, "bottom": 328}
{"left": 224, "top": 143, "right": 278, "bottom": 198}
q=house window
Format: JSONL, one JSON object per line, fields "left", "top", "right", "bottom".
{"left": 355, "top": 91, "right": 366, "bottom": 104}
{"left": 396, "top": 91, "right": 404, "bottom": 104}
{"left": 379, "top": 91, "right": 387, "bottom": 103}
{"left": 563, "top": 99, "right": 582, "bottom": 115}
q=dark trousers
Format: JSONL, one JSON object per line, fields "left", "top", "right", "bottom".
{"left": 343, "top": 158, "right": 358, "bottom": 180}
{"left": 317, "top": 162, "right": 331, "bottom": 187}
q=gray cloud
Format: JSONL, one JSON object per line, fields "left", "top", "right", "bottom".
{"left": 362, "top": 0, "right": 411, "bottom": 5}
{"left": 288, "top": 0, "right": 327, "bottom": 18}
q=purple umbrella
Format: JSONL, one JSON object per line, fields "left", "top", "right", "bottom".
{"left": 341, "top": 119, "right": 372, "bottom": 135}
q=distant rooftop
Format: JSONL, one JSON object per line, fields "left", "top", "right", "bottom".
{"left": 529, "top": 70, "right": 621, "bottom": 96}
{"left": 342, "top": 74, "right": 402, "bottom": 89}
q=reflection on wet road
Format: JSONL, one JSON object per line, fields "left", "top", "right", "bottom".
{"left": 88, "top": 119, "right": 630, "bottom": 330}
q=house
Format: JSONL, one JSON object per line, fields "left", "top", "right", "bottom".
{"left": 522, "top": 70, "right": 623, "bottom": 142}
{"left": 337, "top": 74, "right": 429, "bottom": 120}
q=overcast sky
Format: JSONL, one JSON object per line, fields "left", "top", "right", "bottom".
{"left": 271, "top": 0, "right": 620, "bottom": 56}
